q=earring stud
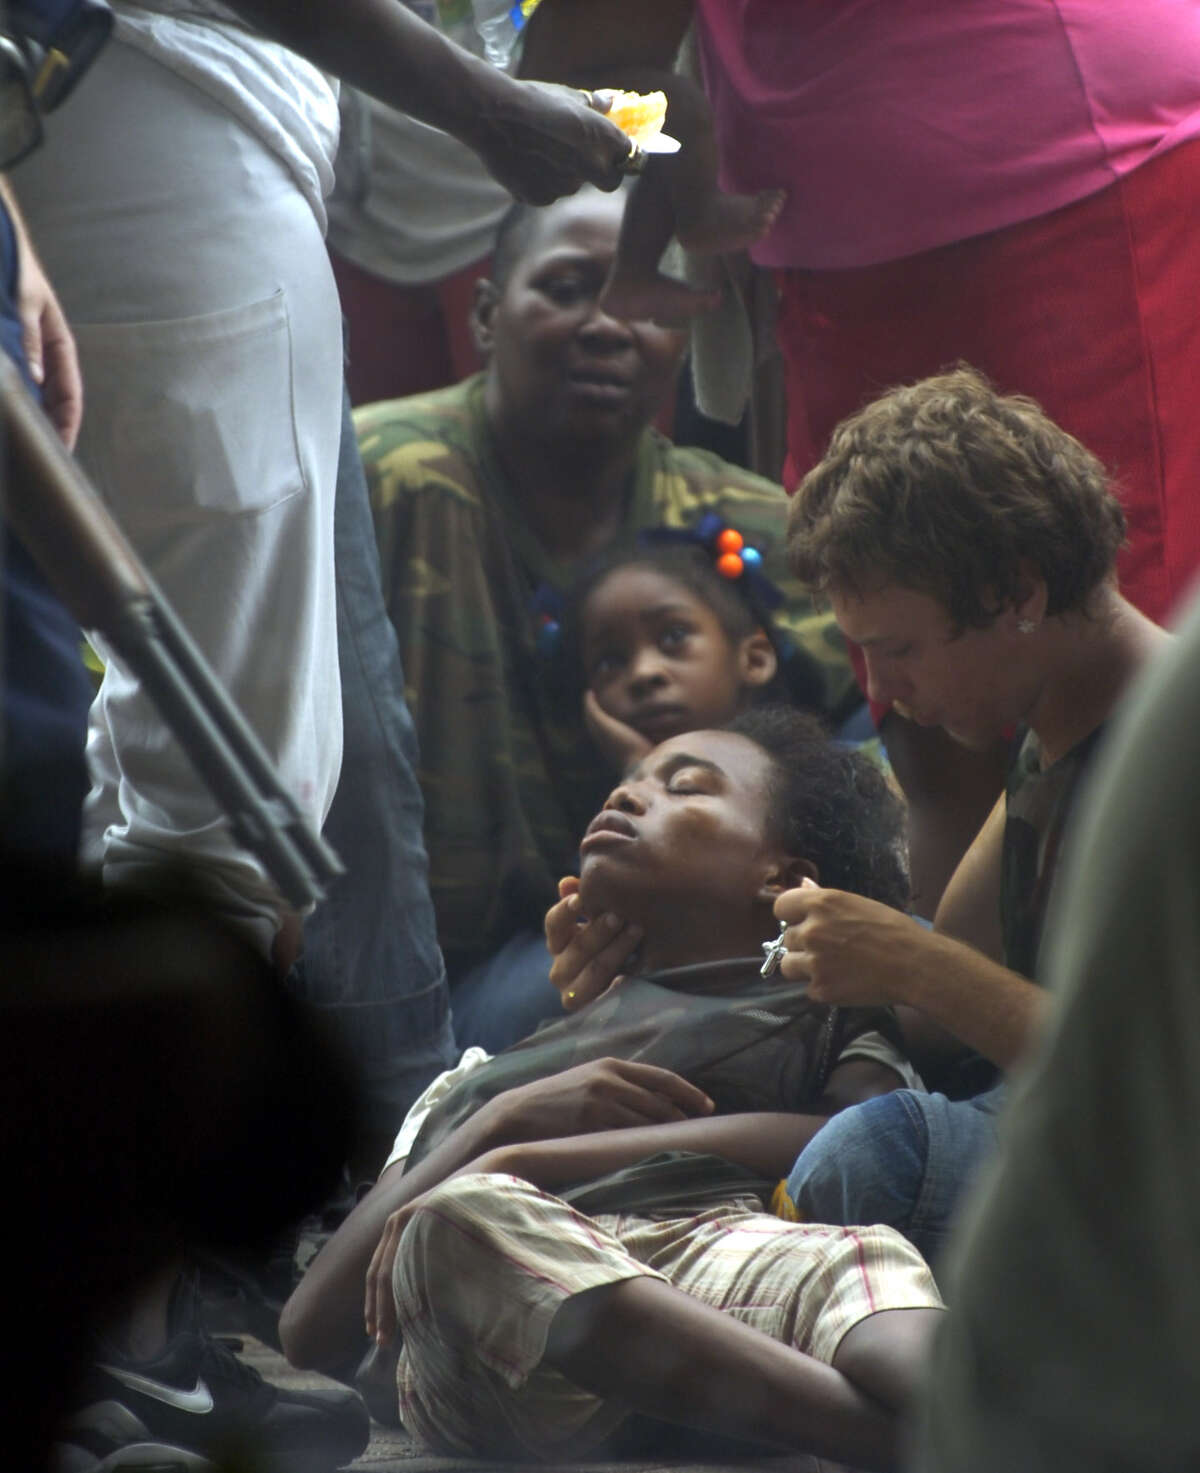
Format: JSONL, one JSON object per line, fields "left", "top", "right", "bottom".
{"left": 1016, "top": 618, "right": 1038, "bottom": 634}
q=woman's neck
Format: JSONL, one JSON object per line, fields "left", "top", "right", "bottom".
{"left": 636, "top": 908, "right": 775, "bottom": 975}
{"left": 485, "top": 400, "right": 641, "bottom": 562}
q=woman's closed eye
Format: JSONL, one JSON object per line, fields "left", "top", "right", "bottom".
{"left": 666, "top": 766, "right": 719, "bottom": 796}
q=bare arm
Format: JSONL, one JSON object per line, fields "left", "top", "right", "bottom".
{"left": 482, "top": 1110, "right": 829, "bottom": 1193}
{"left": 934, "top": 793, "right": 1007, "bottom": 961}
{"left": 894, "top": 794, "right": 1009, "bottom": 1078}
{"left": 905, "top": 794, "right": 1027, "bottom": 1076}
{"left": 0, "top": 177, "right": 83, "bottom": 449}
{"left": 583, "top": 688, "right": 651, "bottom": 774}
{"left": 479, "top": 1055, "right": 904, "bottom": 1190}
{"left": 891, "top": 929, "right": 1048, "bottom": 1070}
{"left": 222, "top": 0, "right": 631, "bottom": 203}
{"left": 279, "top": 1056, "right": 714, "bottom": 1371}
{"left": 776, "top": 882, "right": 1048, "bottom": 1071}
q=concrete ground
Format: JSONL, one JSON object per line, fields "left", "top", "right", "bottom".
{"left": 240, "top": 1338, "right": 860, "bottom": 1473}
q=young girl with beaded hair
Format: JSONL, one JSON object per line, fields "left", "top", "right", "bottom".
{"left": 561, "top": 514, "right": 832, "bottom": 775}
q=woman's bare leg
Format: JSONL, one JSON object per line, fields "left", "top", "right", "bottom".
{"left": 599, "top": 69, "right": 780, "bottom": 326}
{"left": 544, "top": 1276, "right": 911, "bottom": 1472}
{"left": 599, "top": 159, "right": 721, "bottom": 325}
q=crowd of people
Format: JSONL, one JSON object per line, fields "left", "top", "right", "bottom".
{"left": 4, "top": 2, "right": 1200, "bottom": 1471}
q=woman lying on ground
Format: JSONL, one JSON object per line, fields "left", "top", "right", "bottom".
{"left": 281, "top": 707, "right": 943, "bottom": 1471}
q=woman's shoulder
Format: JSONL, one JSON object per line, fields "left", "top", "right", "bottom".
{"left": 357, "top": 377, "right": 491, "bottom": 518}
{"left": 649, "top": 435, "right": 789, "bottom": 507}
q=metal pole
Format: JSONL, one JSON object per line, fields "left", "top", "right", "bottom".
{"left": 0, "top": 357, "right": 342, "bottom": 908}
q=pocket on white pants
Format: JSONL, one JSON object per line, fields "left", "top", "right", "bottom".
{"left": 73, "top": 287, "right": 306, "bottom": 525}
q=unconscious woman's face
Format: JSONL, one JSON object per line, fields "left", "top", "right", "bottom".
{"left": 577, "top": 729, "right": 781, "bottom": 926}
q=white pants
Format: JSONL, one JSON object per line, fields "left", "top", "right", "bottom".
{"left": 16, "top": 40, "right": 344, "bottom": 950}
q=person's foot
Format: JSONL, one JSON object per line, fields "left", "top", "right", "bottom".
{"left": 600, "top": 270, "right": 723, "bottom": 327}
{"left": 52, "top": 1400, "right": 217, "bottom": 1473}
{"left": 676, "top": 187, "right": 786, "bottom": 257}
{"left": 69, "top": 1330, "right": 369, "bottom": 1473}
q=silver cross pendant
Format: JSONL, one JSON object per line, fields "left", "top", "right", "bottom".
{"left": 760, "top": 920, "right": 788, "bottom": 978}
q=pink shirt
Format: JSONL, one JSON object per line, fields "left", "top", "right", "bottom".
{"left": 695, "top": 0, "right": 1200, "bottom": 269}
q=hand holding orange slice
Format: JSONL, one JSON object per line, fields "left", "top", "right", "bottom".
{"left": 596, "top": 88, "right": 681, "bottom": 154}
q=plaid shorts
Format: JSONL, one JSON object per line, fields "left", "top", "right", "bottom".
{"left": 394, "top": 1171, "right": 942, "bottom": 1460}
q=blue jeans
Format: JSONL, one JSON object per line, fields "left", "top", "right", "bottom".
{"left": 450, "top": 929, "right": 564, "bottom": 1054}
{"left": 786, "top": 1085, "right": 1007, "bottom": 1267}
{"left": 2, "top": 537, "right": 92, "bottom": 860}
{"left": 0, "top": 203, "right": 90, "bottom": 861}
{"left": 292, "top": 388, "right": 457, "bottom": 1134}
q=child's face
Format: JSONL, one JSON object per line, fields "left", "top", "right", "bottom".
{"left": 581, "top": 565, "right": 751, "bottom": 744}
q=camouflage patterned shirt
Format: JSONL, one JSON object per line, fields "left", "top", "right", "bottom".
{"left": 360, "top": 375, "right": 854, "bottom": 976}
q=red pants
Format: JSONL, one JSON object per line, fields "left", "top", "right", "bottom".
{"left": 776, "top": 140, "right": 1200, "bottom": 632}
{"left": 331, "top": 250, "right": 489, "bottom": 407}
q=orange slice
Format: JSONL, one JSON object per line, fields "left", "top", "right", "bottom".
{"left": 605, "top": 89, "right": 669, "bottom": 146}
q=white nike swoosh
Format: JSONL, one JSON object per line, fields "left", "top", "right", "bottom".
{"left": 99, "top": 1365, "right": 215, "bottom": 1414}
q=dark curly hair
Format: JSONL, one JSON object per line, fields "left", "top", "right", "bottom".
{"left": 787, "top": 364, "right": 1126, "bottom": 630}
{"left": 727, "top": 706, "right": 910, "bottom": 911}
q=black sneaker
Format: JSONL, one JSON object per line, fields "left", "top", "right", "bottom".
{"left": 52, "top": 1401, "right": 216, "bottom": 1473}
{"left": 75, "top": 1330, "right": 369, "bottom": 1473}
